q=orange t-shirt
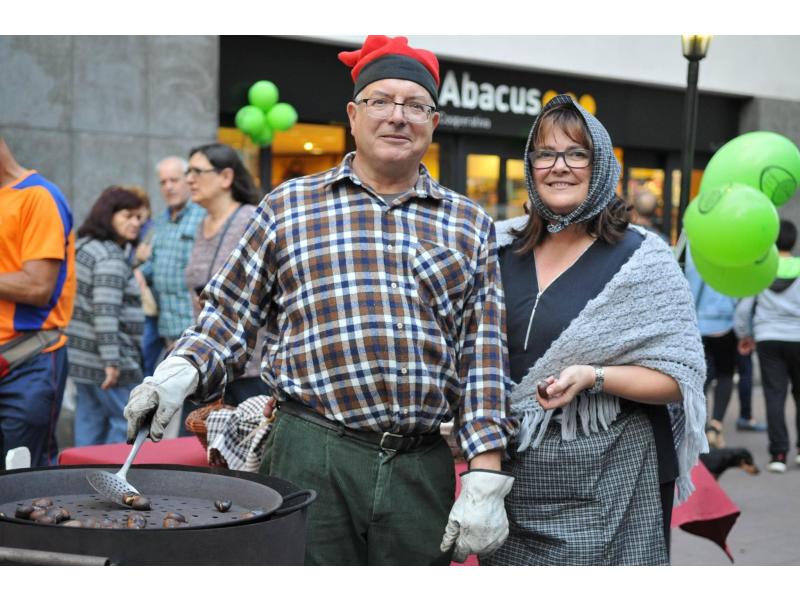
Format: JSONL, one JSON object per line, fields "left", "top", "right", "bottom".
{"left": 0, "top": 170, "right": 76, "bottom": 351}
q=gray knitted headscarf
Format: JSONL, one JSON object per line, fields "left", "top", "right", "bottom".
{"left": 524, "top": 94, "right": 622, "bottom": 233}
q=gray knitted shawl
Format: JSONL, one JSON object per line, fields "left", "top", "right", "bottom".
{"left": 524, "top": 94, "right": 622, "bottom": 233}
{"left": 496, "top": 219, "right": 708, "bottom": 503}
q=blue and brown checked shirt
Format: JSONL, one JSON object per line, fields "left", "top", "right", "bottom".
{"left": 172, "top": 153, "right": 516, "bottom": 460}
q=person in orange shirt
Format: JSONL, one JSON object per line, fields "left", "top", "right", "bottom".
{"left": 0, "top": 135, "right": 76, "bottom": 467}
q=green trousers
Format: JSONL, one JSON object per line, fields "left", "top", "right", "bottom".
{"left": 260, "top": 410, "right": 455, "bottom": 565}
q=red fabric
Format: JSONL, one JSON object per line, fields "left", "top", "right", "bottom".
{"left": 338, "top": 35, "right": 440, "bottom": 86}
{"left": 0, "top": 354, "right": 8, "bottom": 379}
{"left": 57, "top": 436, "right": 208, "bottom": 467}
{"left": 672, "top": 460, "right": 741, "bottom": 561}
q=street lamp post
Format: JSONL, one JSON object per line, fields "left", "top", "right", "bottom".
{"left": 676, "top": 35, "right": 712, "bottom": 246}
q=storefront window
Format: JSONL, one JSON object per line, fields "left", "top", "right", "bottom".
{"left": 627, "top": 167, "right": 666, "bottom": 229}
{"left": 422, "top": 144, "right": 440, "bottom": 181}
{"left": 505, "top": 159, "right": 527, "bottom": 219}
{"left": 467, "top": 154, "right": 500, "bottom": 219}
{"left": 271, "top": 123, "right": 346, "bottom": 188}
{"left": 218, "top": 127, "right": 264, "bottom": 188}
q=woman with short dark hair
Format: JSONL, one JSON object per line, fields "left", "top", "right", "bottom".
{"left": 484, "top": 96, "right": 707, "bottom": 565}
{"left": 67, "top": 186, "right": 145, "bottom": 446}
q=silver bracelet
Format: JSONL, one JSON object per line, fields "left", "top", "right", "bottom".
{"left": 589, "top": 366, "right": 605, "bottom": 394}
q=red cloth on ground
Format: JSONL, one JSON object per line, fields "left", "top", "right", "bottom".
{"left": 671, "top": 460, "right": 741, "bottom": 561}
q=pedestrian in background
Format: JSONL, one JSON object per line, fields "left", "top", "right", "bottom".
{"left": 686, "top": 246, "right": 765, "bottom": 449}
{"left": 735, "top": 219, "right": 800, "bottom": 473}
{"left": 184, "top": 143, "right": 269, "bottom": 407}
{"left": 0, "top": 134, "right": 76, "bottom": 467}
{"left": 67, "top": 186, "right": 144, "bottom": 446}
{"left": 136, "top": 156, "right": 205, "bottom": 434}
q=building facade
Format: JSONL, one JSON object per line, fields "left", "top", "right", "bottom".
{"left": 2, "top": 35, "right": 800, "bottom": 235}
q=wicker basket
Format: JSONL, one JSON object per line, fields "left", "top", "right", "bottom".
{"left": 184, "top": 400, "right": 233, "bottom": 449}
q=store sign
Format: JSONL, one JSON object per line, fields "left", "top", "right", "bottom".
{"left": 435, "top": 67, "right": 599, "bottom": 136}
{"left": 439, "top": 70, "right": 543, "bottom": 117}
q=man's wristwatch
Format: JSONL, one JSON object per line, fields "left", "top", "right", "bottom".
{"left": 589, "top": 366, "right": 605, "bottom": 394}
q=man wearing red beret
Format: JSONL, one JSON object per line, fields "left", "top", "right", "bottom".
{"left": 125, "top": 35, "right": 516, "bottom": 565}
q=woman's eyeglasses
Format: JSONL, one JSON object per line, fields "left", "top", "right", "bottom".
{"left": 529, "top": 148, "right": 592, "bottom": 170}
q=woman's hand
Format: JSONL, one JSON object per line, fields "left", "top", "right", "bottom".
{"left": 101, "top": 366, "right": 120, "bottom": 390}
{"left": 536, "top": 365, "right": 594, "bottom": 410}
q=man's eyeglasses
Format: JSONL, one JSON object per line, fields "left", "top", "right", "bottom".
{"left": 356, "top": 97, "right": 436, "bottom": 123}
{"left": 529, "top": 148, "right": 592, "bottom": 170}
{"left": 185, "top": 167, "right": 218, "bottom": 177}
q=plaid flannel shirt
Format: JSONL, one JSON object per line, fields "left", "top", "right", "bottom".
{"left": 138, "top": 201, "right": 205, "bottom": 339}
{"left": 173, "top": 153, "right": 516, "bottom": 460}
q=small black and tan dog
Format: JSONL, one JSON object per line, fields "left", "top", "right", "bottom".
{"left": 700, "top": 447, "right": 760, "bottom": 479}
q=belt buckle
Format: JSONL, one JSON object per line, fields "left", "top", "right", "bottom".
{"left": 380, "top": 431, "right": 404, "bottom": 453}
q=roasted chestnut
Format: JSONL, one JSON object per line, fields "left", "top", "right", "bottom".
{"left": 126, "top": 514, "right": 147, "bottom": 529}
{"left": 214, "top": 500, "right": 232, "bottom": 513}
{"left": 122, "top": 492, "right": 138, "bottom": 506}
{"left": 29, "top": 508, "right": 49, "bottom": 521}
{"left": 162, "top": 518, "right": 183, "bottom": 528}
{"left": 61, "top": 520, "right": 84, "bottom": 527}
{"left": 82, "top": 517, "right": 101, "bottom": 528}
{"left": 15, "top": 505, "right": 35, "bottom": 520}
{"left": 31, "top": 498, "right": 53, "bottom": 508}
{"left": 34, "top": 515, "right": 57, "bottom": 525}
{"left": 130, "top": 496, "right": 151, "bottom": 511}
{"left": 164, "top": 511, "right": 186, "bottom": 523}
{"left": 46, "top": 508, "right": 70, "bottom": 523}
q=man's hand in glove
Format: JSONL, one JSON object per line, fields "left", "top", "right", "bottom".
{"left": 439, "top": 469, "right": 514, "bottom": 562}
{"left": 123, "top": 356, "right": 199, "bottom": 443}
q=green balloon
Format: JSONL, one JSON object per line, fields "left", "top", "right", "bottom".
{"left": 684, "top": 183, "right": 779, "bottom": 267}
{"left": 693, "top": 245, "right": 779, "bottom": 298}
{"left": 266, "top": 103, "right": 298, "bottom": 132}
{"left": 235, "top": 105, "right": 265, "bottom": 136}
{"left": 700, "top": 131, "right": 800, "bottom": 207}
{"left": 250, "top": 123, "right": 274, "bottom": 147}
{"left": 248, "top": 80, "right": 279, "bottom": 112}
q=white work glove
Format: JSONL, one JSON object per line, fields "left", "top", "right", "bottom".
{"left": 440, "top": 469, "right": 515, "bottom": 562}
{"left": 123, "top": 356, "right": 199, "bottom": 443}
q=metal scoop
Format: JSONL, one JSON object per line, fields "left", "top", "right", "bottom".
{"left": 86, "top": 425, "right": 148, "bottom": 507}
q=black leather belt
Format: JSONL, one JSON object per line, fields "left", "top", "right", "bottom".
{"left": 278, "top": 401, "right": 441, "bottom": 453}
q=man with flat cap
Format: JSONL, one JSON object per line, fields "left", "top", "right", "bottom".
{"left": 124, "top": 35, "right": 516, "bottom": 565}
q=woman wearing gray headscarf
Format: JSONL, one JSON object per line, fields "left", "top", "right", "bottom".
{"left": 484, "top": 95, "right": 707, "bottom": 565}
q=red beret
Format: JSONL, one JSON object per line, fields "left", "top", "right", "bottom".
{"left": 338, "top": 35, "right": 440, "bottom": 103}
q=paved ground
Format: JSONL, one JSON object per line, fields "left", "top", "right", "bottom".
{"left": 671, "top": 376, "right": 800, "bottom": 565}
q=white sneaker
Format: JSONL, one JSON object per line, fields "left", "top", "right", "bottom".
{"left": 768, "top": 459, "right": 787, "bottom": 473}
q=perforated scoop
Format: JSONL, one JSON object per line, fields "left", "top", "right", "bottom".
{"left": 86, "top": 425, "right": 148, "bottom": 507}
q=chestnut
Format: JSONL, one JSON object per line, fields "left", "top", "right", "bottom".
{"left": 46, "top": 508, "right": 70, "bottom": 523}
{"left": 126, "top": 514, "right": 147, "bottom": 529}
{"left": 164, "top": 511, "right": 186, "bottom": 523}
{"left": 162, "top": 518, "right": 183, "bottom": 528}
{"left": 61, "top": 520, "right": 84, "bottom": 527}
{"left": 130, "top": 496, "right": 151, "bottom": 511}
{"left": 122, "top": 492, "right": 138, "bottom": 506}
{"left": 214, "top": 500, "right": 232, "bottom": 513}
{"left": 15, "top": 505, "right": 35, "bottom": 520}
{"left": 29, "top": 508, "right": 48, "bottom": 521}
{"left": 34, "top": 515, "right": 57, "bottom": 525}
{"left": 31, "top": 498, "right": 53, "bottom": 508}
